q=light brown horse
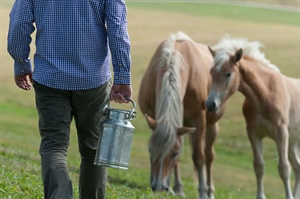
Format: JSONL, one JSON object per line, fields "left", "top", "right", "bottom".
{"left": 206, "top": 37, "right": 300, "bottom": 199}
{"left": 138, "top": 32, "right": 226, "bottom": 199}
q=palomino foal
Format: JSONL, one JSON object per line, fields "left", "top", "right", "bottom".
{"left": 206, "top": 37, "right": 300, "bottom": 199}
{"left": 138, "top": 32, "right": 226, "bottom": 199}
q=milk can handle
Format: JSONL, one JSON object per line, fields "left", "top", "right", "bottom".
{"left": 126, "top": 98, "right": 137, "bottom": 120}
{"left": 102, "top": 98, "right": 136, "bottom": 120}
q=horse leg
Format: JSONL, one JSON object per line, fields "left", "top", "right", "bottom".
{"left": 246, "top": 127, "right": 266, "bottom": 199}
{"left": 288, "top": 141, "right": 300, "bottom": 198}
{"left": 173, "top": 161, "right": 185, "bottom": 197}
{"left": 275, "top": 125, "right": 293, "bottom": 199}
{"left": 204, "top": 123, "right": 219, "bottom": 199}
{"left": 190, "top": 114, "right": 207, "bottom": 199}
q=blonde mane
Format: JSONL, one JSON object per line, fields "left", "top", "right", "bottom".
{"left": 212, "top": 36, "right": 280, "bottom": 72}
{"left": 150, "top": 32, "right": 193, "bottom": 161}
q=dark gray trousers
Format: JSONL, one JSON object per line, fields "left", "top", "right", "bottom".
{"left": 33, "top": 80, "right": 111, "bottom": 199}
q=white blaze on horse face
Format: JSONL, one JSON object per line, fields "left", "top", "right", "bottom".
{"left": 150, "top": 140, "right": 181, "bottom": 192}
{"left": 150, "top": 156, "right": 171, "bottom": 191}
{"left": 206, "top": 87, "right": 222, "bottom": 112}
{"left": 207, "top": 65, "right": 235, "bottom": 112}
{"left": 158, "top": 162, "right": 168, "bottom": 188}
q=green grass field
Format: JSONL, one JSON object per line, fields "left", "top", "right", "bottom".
{"left": 0, "top": 1, "right": 299, "bottom": 198}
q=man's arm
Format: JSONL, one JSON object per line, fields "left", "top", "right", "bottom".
{"left": 7, "top": 0, "right": 35, "bottom": 90}
{"left": 105, "top": 0, "right": 132, "bottom": 103}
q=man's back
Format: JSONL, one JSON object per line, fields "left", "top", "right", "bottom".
{"left": 8, "top": 0, "right": 131, "bottom": 90}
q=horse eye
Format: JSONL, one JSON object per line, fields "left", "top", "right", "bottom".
{"left": 171, "top": 152, "right": 179, "bottom": 159}
{"left": 225, "top": 72, "right": 231, "bottom": 78}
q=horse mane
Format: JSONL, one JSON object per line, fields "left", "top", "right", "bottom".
{"left": 149, "top": 31, "right": 192, "bottom": 161}
{"left": 212, "top": 35, "right": 280, "bottom": 72}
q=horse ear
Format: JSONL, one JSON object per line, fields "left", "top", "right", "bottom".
{"left": 208, "top": 46, "right": 215, "bottom": 57}
{"left": 234, "top": 48, "right": 243, "bottom": 62}
{"left": 177, "top": 127, "right": 196, "bottom": 136}
{"left": 145, "top": 114, "right": 157, "bottom": 130}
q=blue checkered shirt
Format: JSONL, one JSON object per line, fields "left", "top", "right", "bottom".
{"left": 7, "top": 0, "right": 131, "bottom": 90}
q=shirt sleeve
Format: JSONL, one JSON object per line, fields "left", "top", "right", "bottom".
{"left": 105, "top": 0, "right": 131, "bottom": 85}
{"left": 7, "top": 0, "right": 35, "bottom": 76}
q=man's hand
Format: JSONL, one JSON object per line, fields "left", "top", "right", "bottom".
{"left": 109, "top": 84, "right": 132, "bottom": 104}
{"left": 14, "top": 73, "right": 32, "bottom": 91}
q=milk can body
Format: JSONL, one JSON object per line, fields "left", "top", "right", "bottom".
{"left": 94, "top": 99, "right": 136, "bottom": 170}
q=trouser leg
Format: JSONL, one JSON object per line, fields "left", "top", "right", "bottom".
{"left": 72, "top": 81, "right": 111, "bottom": 199}
{"left": 33, "top": 81, "right": 73, "bottom": 199}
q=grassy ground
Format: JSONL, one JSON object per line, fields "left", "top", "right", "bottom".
{"left": 1, "top": 1, "right": 299, "bottom": 199}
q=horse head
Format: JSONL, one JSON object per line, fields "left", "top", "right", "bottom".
{"left": 206, "top": 46, "right": 242, "bottom": 113}
{"left": 145, "top": 114, "right": 195, "bottom": 193}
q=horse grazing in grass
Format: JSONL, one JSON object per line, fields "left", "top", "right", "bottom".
{"left": 138, "top": 31, "right": 226, "bottom": 199}
{"left": 206, "top": 37, "right": 300, "bottom": 199}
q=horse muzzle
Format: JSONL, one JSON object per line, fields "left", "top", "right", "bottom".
{"left": 206, "top": 99, "right": 219, "bottom": 113}
{"left": 152, "top": 185, "right": 170, "bottom": 192}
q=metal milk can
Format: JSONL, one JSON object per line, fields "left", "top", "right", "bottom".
{"left": 94, "top": 98, "right": 136, "bottom": 170}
